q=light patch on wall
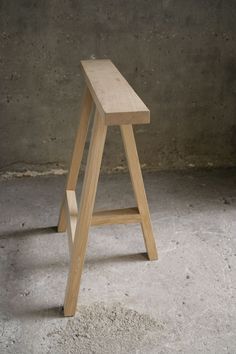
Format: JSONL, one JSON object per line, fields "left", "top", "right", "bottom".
{"left": 0, "top": 168, "right": 67, "bottom": 180}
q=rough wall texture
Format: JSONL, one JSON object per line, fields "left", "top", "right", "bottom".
{"left": 0, "top": 0, "right": 236, "bottom": 173}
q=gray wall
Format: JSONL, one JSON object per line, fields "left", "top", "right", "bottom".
{"left": 0, "top": 0, "right": 236, "bottom": 173}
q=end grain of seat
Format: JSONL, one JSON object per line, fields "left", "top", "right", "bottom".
{"left": 81, "top": 59, "right": 150, "bottom": 126}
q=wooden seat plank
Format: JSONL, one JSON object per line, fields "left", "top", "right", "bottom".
{"left": 81, "top": 59, "right": 150, "bottom": 125}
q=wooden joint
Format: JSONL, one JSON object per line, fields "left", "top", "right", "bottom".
{"left": 65, "top": 190, "right": 141, "bottom": 252}
{"left": 65, "top": 190, "right": 78, "bottom": 256}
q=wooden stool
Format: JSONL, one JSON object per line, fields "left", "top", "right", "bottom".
{"left": 58, "top": 59, "right": 158, "bottom": 316}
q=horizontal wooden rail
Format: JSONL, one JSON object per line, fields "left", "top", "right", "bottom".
{"left": 91, "top": 207, "right": 141, "bottom": 226}
{"left": 65, "top": 191, "right": 141, "bottom": 236}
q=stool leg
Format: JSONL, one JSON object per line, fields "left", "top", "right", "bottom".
{"left": 58, "top": 87, "right": 93, "bottom": 232}
{"left": 120, "top": 124, "right": 158, "bottom": 261}
{"left": 64, "top": 111, "right": 107, "bottom": 316}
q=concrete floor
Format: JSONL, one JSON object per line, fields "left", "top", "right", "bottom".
{"left": 0, "top": 169, "right": 235, "bottom": 353}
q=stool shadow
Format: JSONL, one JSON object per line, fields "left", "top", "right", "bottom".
{"left": 86, "top": 252, "right": 149, "bottom": 265}
{"left": 5, "top": 305, "right": 65, "bottom": 320}
{"left": 0, "top": 226, "right": 149, "bottom": 320}
{"left": 23, "top": 306, "right": 65, "bottom": 319}
{"left": 0, "top": 226, "right": 59, "bottom": 239}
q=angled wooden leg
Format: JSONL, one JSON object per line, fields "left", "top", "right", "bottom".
{"left": 58, "top": 87, "right": 93, "bottom": 232}
{"left": 64, "top": 110, "right": 107, "bottom": 316}
{"left": 120, "top": 124, "right": 158, "bottom": 261}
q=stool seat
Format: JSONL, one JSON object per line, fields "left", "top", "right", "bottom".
{"left": 81, "top": 59, "right": 150, "bottom": 125}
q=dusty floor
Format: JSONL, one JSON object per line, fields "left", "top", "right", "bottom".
{"left": 0, "top": 169, "right": 235, "bottom": 353}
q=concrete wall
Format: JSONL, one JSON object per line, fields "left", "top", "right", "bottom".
{"left": 0, "top": 0, "right": 236, "bottom": 173}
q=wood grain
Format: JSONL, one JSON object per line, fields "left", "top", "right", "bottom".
{"left": 81, "top": 59, "right": 150, "bottom": 126}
